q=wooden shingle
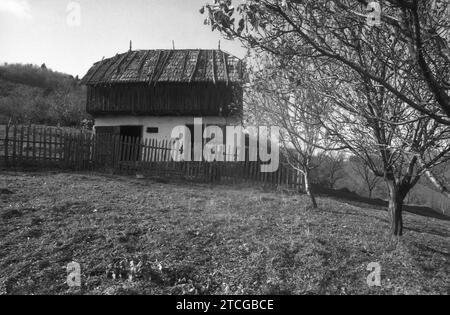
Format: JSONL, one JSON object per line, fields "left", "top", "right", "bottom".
{"left": 81, "top": 49, "right": 242, "bottom": 85}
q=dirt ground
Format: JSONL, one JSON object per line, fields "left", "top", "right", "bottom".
{"left": 0, "top": 171, "right": 448, "bottom": 295}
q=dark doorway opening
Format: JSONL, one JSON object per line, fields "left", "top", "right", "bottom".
{"left": 186, "top": 124, "right": 207, "bottom": 161}
{"left": 120, "top": 126, "right": 143, "bottom": 161}
{"left": 120, "top": 126, "right": 143, "bottom": 138}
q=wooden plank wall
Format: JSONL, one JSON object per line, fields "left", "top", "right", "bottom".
{"left": 86, "top": 83, "right": 241, "bottom": 117}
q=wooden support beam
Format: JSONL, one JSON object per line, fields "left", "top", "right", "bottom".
{"left": 222, "top": 51, "right": 229, "bottom": 86}
{"left": 119, "top": 51, "right": 139, "bottom": 80}
{"left": 94, "top": 55, "right": 121, "bottom": 86}
{"left": 189, "top": 50, "right": 201, "bottom": 83}
{"left": 153, "top": 50, "right": 173, "bottom": 86}
{"left": 211, "top": 50, "right": 216, "bottom": 85}
{"left": 180, "top": 50, "right": 190, "bottom": 80}
{"left": 148, "top": 50, "right": 162, "bottom": 85}
{"left": 113, "top": 51, "right": 131, "bottom": 75}
{"left": 137, "top": 50, "right": 151, "bottom": 80}
{"left": 84, "top": 61, "right": 104, "bottom": 84}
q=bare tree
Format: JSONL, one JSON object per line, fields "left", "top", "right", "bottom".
{"left": 314, "top": 153, "right": 346, "bottom": 189}
{"left": 350, "top": 156, "right": 381, "bottom": 198}
{"left": 202, "top": 0, "right": 450, "bottom": 237}
{"left": 313, "top": 59, "right": 450, "bottom": 236}
{"left": 202, "top": 0, "right": 450, "bottom": 124}
{"left": 245, "top": 55, "right": 339, "bottom": 208}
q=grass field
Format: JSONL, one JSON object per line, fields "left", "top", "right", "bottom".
{"left": 0, "top": 171, "right": 449, "bottom": 295}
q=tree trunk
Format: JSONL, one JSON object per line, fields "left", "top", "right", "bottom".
{"left": 304, "top": 170, "right": 318, "bottom": 208}
{"left": 387, "top": 182, "right": 405, "bottom": 237}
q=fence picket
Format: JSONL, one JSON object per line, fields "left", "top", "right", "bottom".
{"left": 25, "top": 125, "right": 30, "bottom": 160}
{"left": 4, "top": 123, "right": 9, "bottom": 165}
{"left": 12, "top": 124, "right": 17, "bottom": 163}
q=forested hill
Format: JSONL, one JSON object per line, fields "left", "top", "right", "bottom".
{"left": 0, "top": 63, "right": 91, "bottom": 127}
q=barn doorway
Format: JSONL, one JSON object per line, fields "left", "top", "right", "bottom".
{"left": 120, "top": 126, "right": 143, "bottom": 161}
{"left": 120, "top": 126, "right": 143, "bottom": 139}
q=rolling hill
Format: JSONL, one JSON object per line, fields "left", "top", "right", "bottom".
{"left": 0, "top": 63, "right": 90, "bottom": 127}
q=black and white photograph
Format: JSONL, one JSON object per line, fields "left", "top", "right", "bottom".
{"left": 0, "top": 0, "right": 449, "bottom": 300}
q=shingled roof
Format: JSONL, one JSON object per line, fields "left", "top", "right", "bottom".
{"left": 81, "top": 49, "right": 243, "bottom": 85}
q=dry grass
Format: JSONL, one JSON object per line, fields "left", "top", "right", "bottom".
{"left": 0, "top": 171, "right": 448, "bottom": 295}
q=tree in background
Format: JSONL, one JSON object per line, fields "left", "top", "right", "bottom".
{"left": 245, "top": 54, "right": 340, "bottom": 208}
{"left": 349, "top": 156, "right": 381, "bottom": 198}
{"left": 0, "top": 63, "right": 90, "bottom": 127}
{"left": 313, "top": 153, "right": 346, "bottom": 189}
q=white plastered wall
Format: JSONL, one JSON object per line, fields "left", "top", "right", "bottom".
{"left": 94, "top": 116, "right": 241, "bottom": 142}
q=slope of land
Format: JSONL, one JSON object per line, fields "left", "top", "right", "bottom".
{"left": 0, "top": 171, "right": 448, "bottom": 295}
{"left": 0, "top": 64, "right": 89, "bottom": 127}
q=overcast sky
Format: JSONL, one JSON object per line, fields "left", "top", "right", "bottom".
{"left": 0, "top": 0, "right": 246, "bottom": 77}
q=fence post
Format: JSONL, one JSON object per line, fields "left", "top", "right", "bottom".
{"left": 18, "top": 125, "right": 24, "bottom": 163}
{"left": 32, "top": 125, "right": 36, "bottom": 162}
{"left": 53, "top": 128, "right": 58, "bottom": 162}
{"left": 4, "top": 123, "right": 9, "bottom": 166}
{"left": 12, "top": 124, "right": 17, "bottom": 164}
{"left": 43, "top": 128, "right": 48, "bottom": 164}
{"left": 26, "top": 125, "right": 31, "bottom": 161}
{"left": 113, "top": 134, "right": 120, "bottom": 171}
{"left": 92, "top": 133, "right": 97, "bottom": 169}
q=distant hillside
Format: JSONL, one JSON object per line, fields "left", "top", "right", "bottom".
{"left": 0, "top": 63, "right": 91, "bottom": 127}
{"left": 334, "top": 161, "right": 450, "bottom": 216}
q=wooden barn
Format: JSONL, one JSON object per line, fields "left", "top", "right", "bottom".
{"left": 81, "top": 49, "right": 244, "bottom": 142}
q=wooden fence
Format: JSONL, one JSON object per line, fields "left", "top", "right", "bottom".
{"left": 0, "top": 124, "right": 304, "bottom": 190}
